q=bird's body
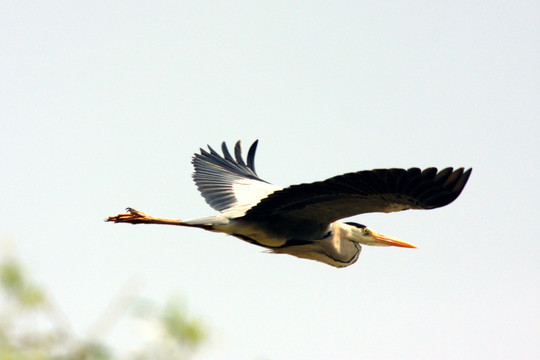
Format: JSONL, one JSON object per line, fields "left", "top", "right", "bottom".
{"left": 108, "top": 140, "right": 472, "bottom": 268}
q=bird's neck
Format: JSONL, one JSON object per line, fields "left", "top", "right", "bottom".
{"left": 316, "top": 222, "right": 361, "bottom": 265}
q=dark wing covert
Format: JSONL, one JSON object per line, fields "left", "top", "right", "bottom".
{"left": 243, "top": 167, "right": 472, "bottom": 225}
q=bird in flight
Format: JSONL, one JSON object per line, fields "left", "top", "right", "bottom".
{"left": 107, "top": 140, "right": 471, "bottom": 267}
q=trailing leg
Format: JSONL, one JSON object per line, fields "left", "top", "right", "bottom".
{"left": 106, "top": 207, "right": 229, "bottom": 231}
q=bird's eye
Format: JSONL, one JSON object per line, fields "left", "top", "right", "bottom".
{"left": 363, "top": 228, "right": 371, "bottom": 236}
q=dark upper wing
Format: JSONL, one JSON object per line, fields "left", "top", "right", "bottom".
{"left": 242, "top": 167, "right": 472, "bottom": 224}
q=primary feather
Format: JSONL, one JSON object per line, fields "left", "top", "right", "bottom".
{"left": 192, "top": 140, "right": 281, "bottom": 218}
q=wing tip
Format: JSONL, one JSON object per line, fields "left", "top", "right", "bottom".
{"left": 422, "top": 167, "right": 472, "bottom": 208}
{"left": 192, "top": 139, "right": 263, "bottom": 180}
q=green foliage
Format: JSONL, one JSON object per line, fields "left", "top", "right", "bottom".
{"left": 65, "top": 343, "right": 112, "bottom": 360}
{"left": 0, "top": 260, "right": 45, "bottom": 309}
{"left": 163, "top": 299, "right": 206, "bottom": 348}
{"left": 0, "top": 257, "right": 207, "bottom": 360}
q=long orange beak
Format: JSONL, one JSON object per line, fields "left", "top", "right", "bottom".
{"left": 372, "top": 232, "right": 417, "bottom": 248}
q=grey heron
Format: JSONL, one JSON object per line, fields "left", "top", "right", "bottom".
{"left": 107, "top": 140, "right": 472, "bottom": 268}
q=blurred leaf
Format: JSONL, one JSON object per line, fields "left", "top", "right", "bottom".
{"left": 162, "top": 301, "right": 205, "bottom": 349}
{"left": 0, "top": 341, "right": 24, "bottom": 360}
{"left": 19, "top": 284, "right": 45, "bottom": 308}
{"left": 0, "top": 261, "right": 24, "bottom": 294}
{"left": 69, "top": 342, "right": 112, "bottom": 360}
{"left": 0, "top": 260, "right": 45, "bottom": 308}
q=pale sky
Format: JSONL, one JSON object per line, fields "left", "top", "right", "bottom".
{"left": 1, "top": 1, "right": 539, "bottom": 359}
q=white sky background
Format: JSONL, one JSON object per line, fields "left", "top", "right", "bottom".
{"left": 1, "top": 1, "right": 539, "bottom": 359}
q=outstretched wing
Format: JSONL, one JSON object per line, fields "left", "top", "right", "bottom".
{"left": 243, "top": 167, "right": 472, "bottom": 225}
{"left": 192, "top": 140, "right": 282, "bottom": 218}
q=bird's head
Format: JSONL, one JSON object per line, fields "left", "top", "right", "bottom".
{"left": 345, "top": 222, "right": 417, "bottom": 248}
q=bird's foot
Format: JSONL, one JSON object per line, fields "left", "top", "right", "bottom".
{"left": 106, "top": 207, "right": 150, "bottom": 224}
